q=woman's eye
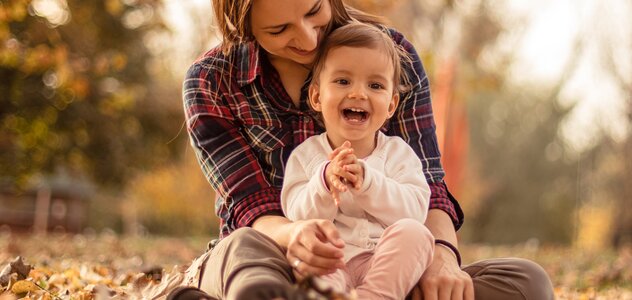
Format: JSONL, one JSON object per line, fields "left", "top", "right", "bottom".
{"left": 270, "top": 26, "right": 287, "bottom": 35}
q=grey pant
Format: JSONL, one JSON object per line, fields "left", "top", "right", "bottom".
{"left": 199, "top": 228, "right": 554, "bottom": 300}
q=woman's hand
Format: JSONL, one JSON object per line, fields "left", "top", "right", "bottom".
{"left": 411, "top": 246, "right": 474, "bottom": 300}
{"left": 285, "top": 219, "right": 345, "bottom": 280}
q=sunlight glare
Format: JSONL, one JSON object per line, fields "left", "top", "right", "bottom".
{"left": 30, "top": 0, "right": 70, "bottom": 27}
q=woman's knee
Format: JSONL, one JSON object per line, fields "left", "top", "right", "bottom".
{"left": 513, "top": 258, "right": 554, "bottom": 300}
{"left": 467, "top": 258, "right": 554, "bottom": 300}
{"left": 216, "top": 227, "right": 286, "bottom": 260}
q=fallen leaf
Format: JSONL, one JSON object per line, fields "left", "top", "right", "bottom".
{"left": 0, "top": 265, "right": 12, "bottom": 287}
{"left": 10, "top": 280, "right": 39, "bottom": 295}
{"left": 10, "top": 257, "right": 33, "bottom": 280}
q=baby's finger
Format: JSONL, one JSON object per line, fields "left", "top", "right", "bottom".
{"left": 328, "top": 141, "right": 352, "bottom": 160}
{"left": 332, "top": 189, "right": 340, "bottom": 206}
{"left": 328, "top": 174, "right": 347, "bottom": 192}
{"left": 328, "top": 147, "right": 343, "bottom": 161}
{"left": 337, "top": 169, "right": 358, "bottom": 185}
{"left": 343, "top": 164, "right": 362, "bottom": 175}
{"left": 338, "top": 155, "right": 357, "bottom": 167}
{"left": 333, "top": 148, "right": 355, "bottom": 162}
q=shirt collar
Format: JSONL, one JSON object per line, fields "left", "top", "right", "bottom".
{"left": 236, "top": 41, "right": 264, "bottom": 87}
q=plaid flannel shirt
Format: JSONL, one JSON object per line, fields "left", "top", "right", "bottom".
{"left": 183, "top": 28, "right": 464, "bottom": 238}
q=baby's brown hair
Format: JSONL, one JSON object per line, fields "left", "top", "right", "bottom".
{"left": 310, "top": 22, "right": 411, "bottom": 94}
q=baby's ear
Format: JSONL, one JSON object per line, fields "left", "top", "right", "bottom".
{"left": 388, "top": 93, "right": 400, "bottom": 117}
{"left": 308, "top": 84, "right": 322, "bottom": 111}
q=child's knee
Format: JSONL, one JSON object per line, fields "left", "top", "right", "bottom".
{"left": 390, "top": 219, "right": 434, "bottom": 244}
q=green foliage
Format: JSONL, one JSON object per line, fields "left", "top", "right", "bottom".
{"left": 0, "top": 0, "right": 183, "bottom": 188}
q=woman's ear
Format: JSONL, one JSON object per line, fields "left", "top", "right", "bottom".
{"left": 309, "top": 84, "right": 322, "bottom": 112}
{"left": 387, "top": 93, "right": 400, "bottom": 118}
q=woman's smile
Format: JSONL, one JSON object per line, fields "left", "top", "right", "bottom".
{"left": 289, "top": 46, "right": 317, "bottom": 57}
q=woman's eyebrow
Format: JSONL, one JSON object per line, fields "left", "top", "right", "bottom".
{"left": 306, "top": 0, "right": 323, "bottom": 15}
{"left": 261, "top": 0, "right": 322, "bottom": 30}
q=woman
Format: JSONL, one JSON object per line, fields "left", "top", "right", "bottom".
{"left": 180, "top": 0, "right": 554, "bottom": 299}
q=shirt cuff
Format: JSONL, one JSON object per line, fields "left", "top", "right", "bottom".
{"left": 355, "top": 159, "right": 371, "bottom": 193}
{"left": 321, "top": 161, "right": 331, "bottom": 193}
{"left": 429, "top": 181, "right": 464, "bottom": 230}
{"left": 232, "top": 187, "right": 284, "bottom": 230}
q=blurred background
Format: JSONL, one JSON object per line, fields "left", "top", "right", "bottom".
{"left": 1, "top": 0, "right": 630, "bottom": 251}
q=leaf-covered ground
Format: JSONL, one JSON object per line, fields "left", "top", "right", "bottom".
{"left": 0, "top": 232, "right": 630, "bottom": 299}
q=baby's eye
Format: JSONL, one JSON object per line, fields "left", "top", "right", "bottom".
{"left": 369, "top": 83, "right": 385, "bottom": 90}
{"left": 335, "top": 79, "right": 349, "bottom": 85}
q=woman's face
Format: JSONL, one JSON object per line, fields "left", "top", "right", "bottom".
{"left": 250, "top": 0, "right": 332, "bottom": 65}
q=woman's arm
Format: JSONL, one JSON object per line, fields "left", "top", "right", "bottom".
{"left": 184, "top": 59, "right": 284, "bottom": 236}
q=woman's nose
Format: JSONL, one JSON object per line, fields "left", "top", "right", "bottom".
{"left": 294, "top": 22, "right": 318, "bottom": 51}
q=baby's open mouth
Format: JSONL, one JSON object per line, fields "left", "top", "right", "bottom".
{"left": 342, "top": 108, "right": 368, "bottom": 122}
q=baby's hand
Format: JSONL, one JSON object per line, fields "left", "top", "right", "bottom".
{"left": 342, "top": 160, "right": 364, "bottom": 190}
{"left": 326, "top": 141, "right": 362, "bottom": 204}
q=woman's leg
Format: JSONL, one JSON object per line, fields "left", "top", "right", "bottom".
{"left": 463, "top": 258, "right": 554, "bottom": 300}
{"left": 198, "top": 227, "right": 295, "bottom": 300}
{"left": 355, "top": 219, "right": 434, "bottom": 300}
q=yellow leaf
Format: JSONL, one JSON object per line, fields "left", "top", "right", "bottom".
{"left": 10, "top": 280, "right": 39, "bottom": 294}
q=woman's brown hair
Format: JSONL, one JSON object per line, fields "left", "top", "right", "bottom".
{"left": 213, "top": 0, "right": 386, "bottom": 54}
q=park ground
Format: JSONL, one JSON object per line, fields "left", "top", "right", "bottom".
{"left": 0, "top": 233, "right": 630, "bottom": 299}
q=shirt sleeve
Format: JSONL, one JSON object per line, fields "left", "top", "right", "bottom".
{"left": 280, "top": 148, "right": 337, "bottom": 222}
{"left": 352, "top": 140, "right": 430, "bottom": 227}
{"left": 183, "top": 59, "right": 283, "bottom": 236}
{"left": 387, "top": 29, "right": 465, "bottom": 230}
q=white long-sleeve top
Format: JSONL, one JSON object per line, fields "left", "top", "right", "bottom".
{"left": 281, "top": 132, "right": 431, "bottom": 261}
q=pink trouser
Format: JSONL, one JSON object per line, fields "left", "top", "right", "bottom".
{"left": 320, "top": 219, "right": 434, "bottom": 299}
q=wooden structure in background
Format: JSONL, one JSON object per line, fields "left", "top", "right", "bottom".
{"left": 0, "top": 174, "right": 93, "bottom": 234}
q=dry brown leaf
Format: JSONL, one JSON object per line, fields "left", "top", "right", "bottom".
{"left": 10, "top": 280, "right": 39, "bottom": 295}
{"left": 0, "top": 265, "right": 12, "bottom": 288}
{"left": 0, "top": 257, "right": 33, "bottom": 287}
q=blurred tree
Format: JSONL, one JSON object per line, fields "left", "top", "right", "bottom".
{"left": 0, "top": 0, "right": 184, "bottom": 188}
{"left": 465, "top": 88, "right": 578, "bottom": 244}
{"left": 461, "top": 30, "right": 586, "bottom": 243}
{"left": 366, "top": 0, "right": 503, "bottom": 198}
{"left": 600, "top": 31, "right": 632, "bottom": 247}
{"left": 374, "top": 0, "right": 587, "bottom": 243}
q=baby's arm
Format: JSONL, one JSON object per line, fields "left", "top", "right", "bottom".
{"left": 281, "top": 148, "right": 338, "bottom": 222}
{"left": 352, "top": 139, "right": 430, "bottom": 226}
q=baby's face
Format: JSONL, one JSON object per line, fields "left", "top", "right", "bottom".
{"left": 310, "top": 46, "right": 398, "bottom": 149}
